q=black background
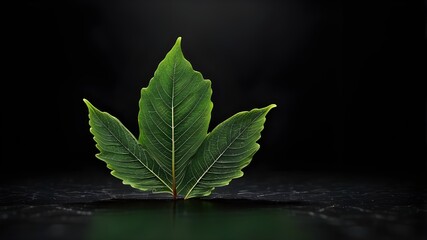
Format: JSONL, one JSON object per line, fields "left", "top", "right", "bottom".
{"left": 3, "top": 0, "right": 426, "bottom": 181}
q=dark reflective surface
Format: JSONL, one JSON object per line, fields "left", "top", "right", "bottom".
{"left": 1, "top": 172, "right": 425, "bottom": 240}
{"left": 87, "top": 199, "right": 317, "bottom": 240}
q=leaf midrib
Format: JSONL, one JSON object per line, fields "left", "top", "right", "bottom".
{"left": 184, "top": 111, "right": 263, "bottom": 198}
{"left": 96, "top": 111, "right": 172, "bottom": 192}
{"left": 171, "top": 61, "right": 177, "bottom": 196}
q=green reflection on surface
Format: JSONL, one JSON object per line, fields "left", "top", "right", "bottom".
{"left": 87, "top": 199, "right": 312, "bottom": 240}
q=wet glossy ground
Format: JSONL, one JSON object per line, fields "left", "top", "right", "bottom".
{"left": 1, "top": 171, "right": 425, "bottom": 240}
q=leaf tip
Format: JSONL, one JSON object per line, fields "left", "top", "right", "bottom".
{"left": 83, "top": 98, "right": 91, "bottom": 106}
{"left": 268, "top": 104, "right": 277, "bottom": 109}
{"left": 263, "top": 104, "right": 277, "bottom": 113}
{"left": 83, "top": 98, "right": 93, "bottom": 109}
{"left": 83, "top": 98, "right": 99, "bottom": 113}
{"left": 174, "top": 36, "right": 182, "bottom": 50}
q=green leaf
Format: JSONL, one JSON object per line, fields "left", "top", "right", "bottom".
{"left": 84, "top": 99, "right": 171, "bottom": 194}
{"left": 84, "top": 36, "right": 276, "bottom": 199}
{"left": 138, "top": 37, "right": 213, "bottom": 196}
{"left": 182, "top": 104, "right": 276, "bottom": 199}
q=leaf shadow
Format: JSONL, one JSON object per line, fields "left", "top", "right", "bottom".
{"left": 73, "top": 196, "right": 314, "bottom": 213}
